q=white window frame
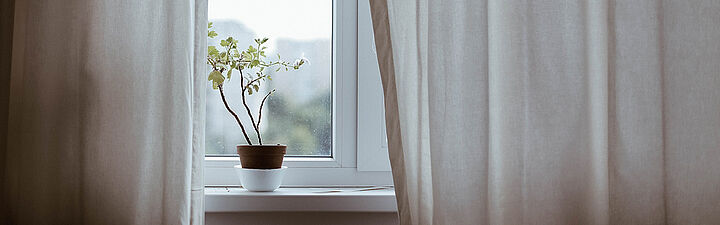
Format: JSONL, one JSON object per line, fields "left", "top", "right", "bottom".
{"left": 204, "top": 0, "right": 392, "bottom": 186}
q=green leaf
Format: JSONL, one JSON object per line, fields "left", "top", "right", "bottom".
{"left": 248, "top": 88, "right": 253, "bottom": 95}
{"left": 227, "top": 69, "right": 232, "bottom": 79}
{"left": 220, "top": 40, "right": 229, "bottom": 47}
{"left": 248, "top": 45, "right": 257, "bottom": 53}
{"left": 261, "top": 37, "right": 269, "bottom": 44}
{"left": 208, "top": 31, "right": 218, "bottom": 38}
{"left": 208, "top": 46, "right": 219, "bottom": 56}
{"left": 253, "top": 84, "right": 259, "bottom": 92}
{"left": 208, "top": 70, "right": 225, "bottom": 89}
{"left": 242, "top": 52, "right": 252, "bottom": 60}
{"left": 208, "top": 22, "right": 213, "bottom": 28}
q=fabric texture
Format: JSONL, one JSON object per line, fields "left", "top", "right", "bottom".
{"left": 369, "top": 0, "right": 720, "bottom": 224}
{"left": 2, "top": 0, "right": 207, "bottom": 224}
{"left": 0, "top": 0, "right": 16, "bottom": 220}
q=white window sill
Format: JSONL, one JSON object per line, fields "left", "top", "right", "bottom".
{"left": 204, "top": 186, "right": 397, "bottom": 213}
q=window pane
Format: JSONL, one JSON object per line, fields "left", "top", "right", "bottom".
{"left": 206, "top": 0, "right": 332, "bottom": 156}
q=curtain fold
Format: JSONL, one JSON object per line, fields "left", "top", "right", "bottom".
{"left": 0, "top": 0, "right": 16, "bottom": 220}
{"left": 2, "top": 0, "right": 207, "bottom": 224}
{"left": 370, "top": 0, "right": 720, "bottom": 224}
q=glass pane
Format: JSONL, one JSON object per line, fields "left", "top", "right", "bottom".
{"left": 206, "top": 0, "right": 332, "bottom": 156}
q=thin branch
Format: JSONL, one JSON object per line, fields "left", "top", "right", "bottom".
{"left": 219, "top": 84, "right": 253, "bottom": 145}
{"left": 256, "top": 89, "right": 275, "bottom": 145}
{"left": 243, "top": 75, "right": 266, "bottom": 91}
{"left": 239, "top": 69, "right": 262, "bottom": 143}
{"left": 207, "top": 57, "right": 215, "bottom": 67}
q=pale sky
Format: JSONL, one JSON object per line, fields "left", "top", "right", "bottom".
{"left": 209, "top": 0, "right": 332, "bottom": 40}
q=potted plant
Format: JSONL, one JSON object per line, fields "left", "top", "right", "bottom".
{"left": 206, "top": 22, "right": 306, "bottom": 191}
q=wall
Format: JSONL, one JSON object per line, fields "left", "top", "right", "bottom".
{"left": 206, "top": 212, "right": 398, "bottom": 225}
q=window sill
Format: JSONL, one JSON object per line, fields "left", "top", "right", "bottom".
{"left": 204, "top": 186, "right": 397, "bottom": 213}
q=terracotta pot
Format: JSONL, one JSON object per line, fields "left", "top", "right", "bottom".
{"left": 237, "top": 144, "right": 286, "bottom": 169}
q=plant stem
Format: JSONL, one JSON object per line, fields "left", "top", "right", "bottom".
{"left": 257, "top": 89, "right": 275, "bottom": 144}
{"left": 239, "top": 69, "right": 262, "bottom": 144}
{"left": 244, "top": 75, "right": 265, "bottom": 90}
{"left": 219, "top": 84, "right": 253, "bottom": 145}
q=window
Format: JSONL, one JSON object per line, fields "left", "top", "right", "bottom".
{"left": 205, "top": 0, "right": 392, "bottom": 186}
{"left": 206, "top": 0, "right": 332, "bottom": 156}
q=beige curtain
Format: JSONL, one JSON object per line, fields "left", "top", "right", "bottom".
{"left": 1, "top": 0, "right": 207, "bottom": 224}
{"left": 370, "top": 0, "right": 720, "bottom": 224}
